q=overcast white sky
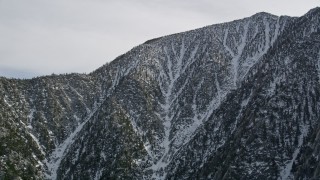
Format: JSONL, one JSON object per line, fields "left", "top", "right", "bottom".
{"left": 0, "top": 0, "right": 319, "bottom": 78}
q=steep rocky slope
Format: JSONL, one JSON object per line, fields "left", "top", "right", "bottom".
{"left": 0, "top": 74, "right": 103, "bottom": 179}
{"left": 0, "top": 7, "right": 320, "bottom": 180}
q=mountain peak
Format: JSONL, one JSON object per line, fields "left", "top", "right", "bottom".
{"left": 1, "top": 7, "right": 320, "bottom": 180}
{"left": 306, "top": 6, "right": 320, "bottom": 15}
{"left": 250, "top": 11, "right": 278, "bottom": 19}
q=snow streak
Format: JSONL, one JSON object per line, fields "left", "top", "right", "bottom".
{"left": 223, "top": 22, "right": 250, "bottom": 88}
{"left": 45, "top": 59, "right": 139, "bottom": 180}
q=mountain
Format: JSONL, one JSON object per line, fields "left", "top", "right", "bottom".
{"left": 1, "top": 7, "right": 320, "bottom": 180}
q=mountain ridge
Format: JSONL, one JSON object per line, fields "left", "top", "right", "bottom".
{"left": 1, "top": 7, "right": 320, "bottom": 180}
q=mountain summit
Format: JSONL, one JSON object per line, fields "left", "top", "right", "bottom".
{"left": 1, "top": 7, "right": 320, "bottom": 180}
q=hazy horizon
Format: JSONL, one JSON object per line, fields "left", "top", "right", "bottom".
{"left": 0, "top": 0, "right": 319, "bottom": 79}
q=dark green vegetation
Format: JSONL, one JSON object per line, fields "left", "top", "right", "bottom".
{"left": 1, "top": 7, "right": 320, "bottom": 180}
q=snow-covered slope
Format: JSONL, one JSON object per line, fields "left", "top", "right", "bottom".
{"left": 1, "top": 7, "right": 320, "bottom": 180}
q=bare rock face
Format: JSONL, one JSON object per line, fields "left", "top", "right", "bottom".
{"left": 0, "top": 7, "right": 320, "bottom": 180}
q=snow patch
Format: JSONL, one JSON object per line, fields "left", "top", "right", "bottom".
{"left": 27, "top": 108, "right": 36, "bottom": 129}
{"left": 317, "top": 50, "right": 320, "bottom": 82}
{"left": 94, "top": 169, "right": 103, "bottom": 180}
{"left": 271, "top": 17, "right": 281, "bottom": 45}
{"left": 29, "top": 133, "right": 45, "bottom": 155}
{"left": 223, "top": 21, "right": 250, "bottom": 88}
{"left": 151, "top": 38, "right": 200, "bottom": 179}
{"left": 45, "top": 99, "right": 105, "bottom": 179}
{"left": 3, "top": 95, "right": 12, "bottom": 107}
{"left": 279, "top": 125, "right": 309, "bottom": 180}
